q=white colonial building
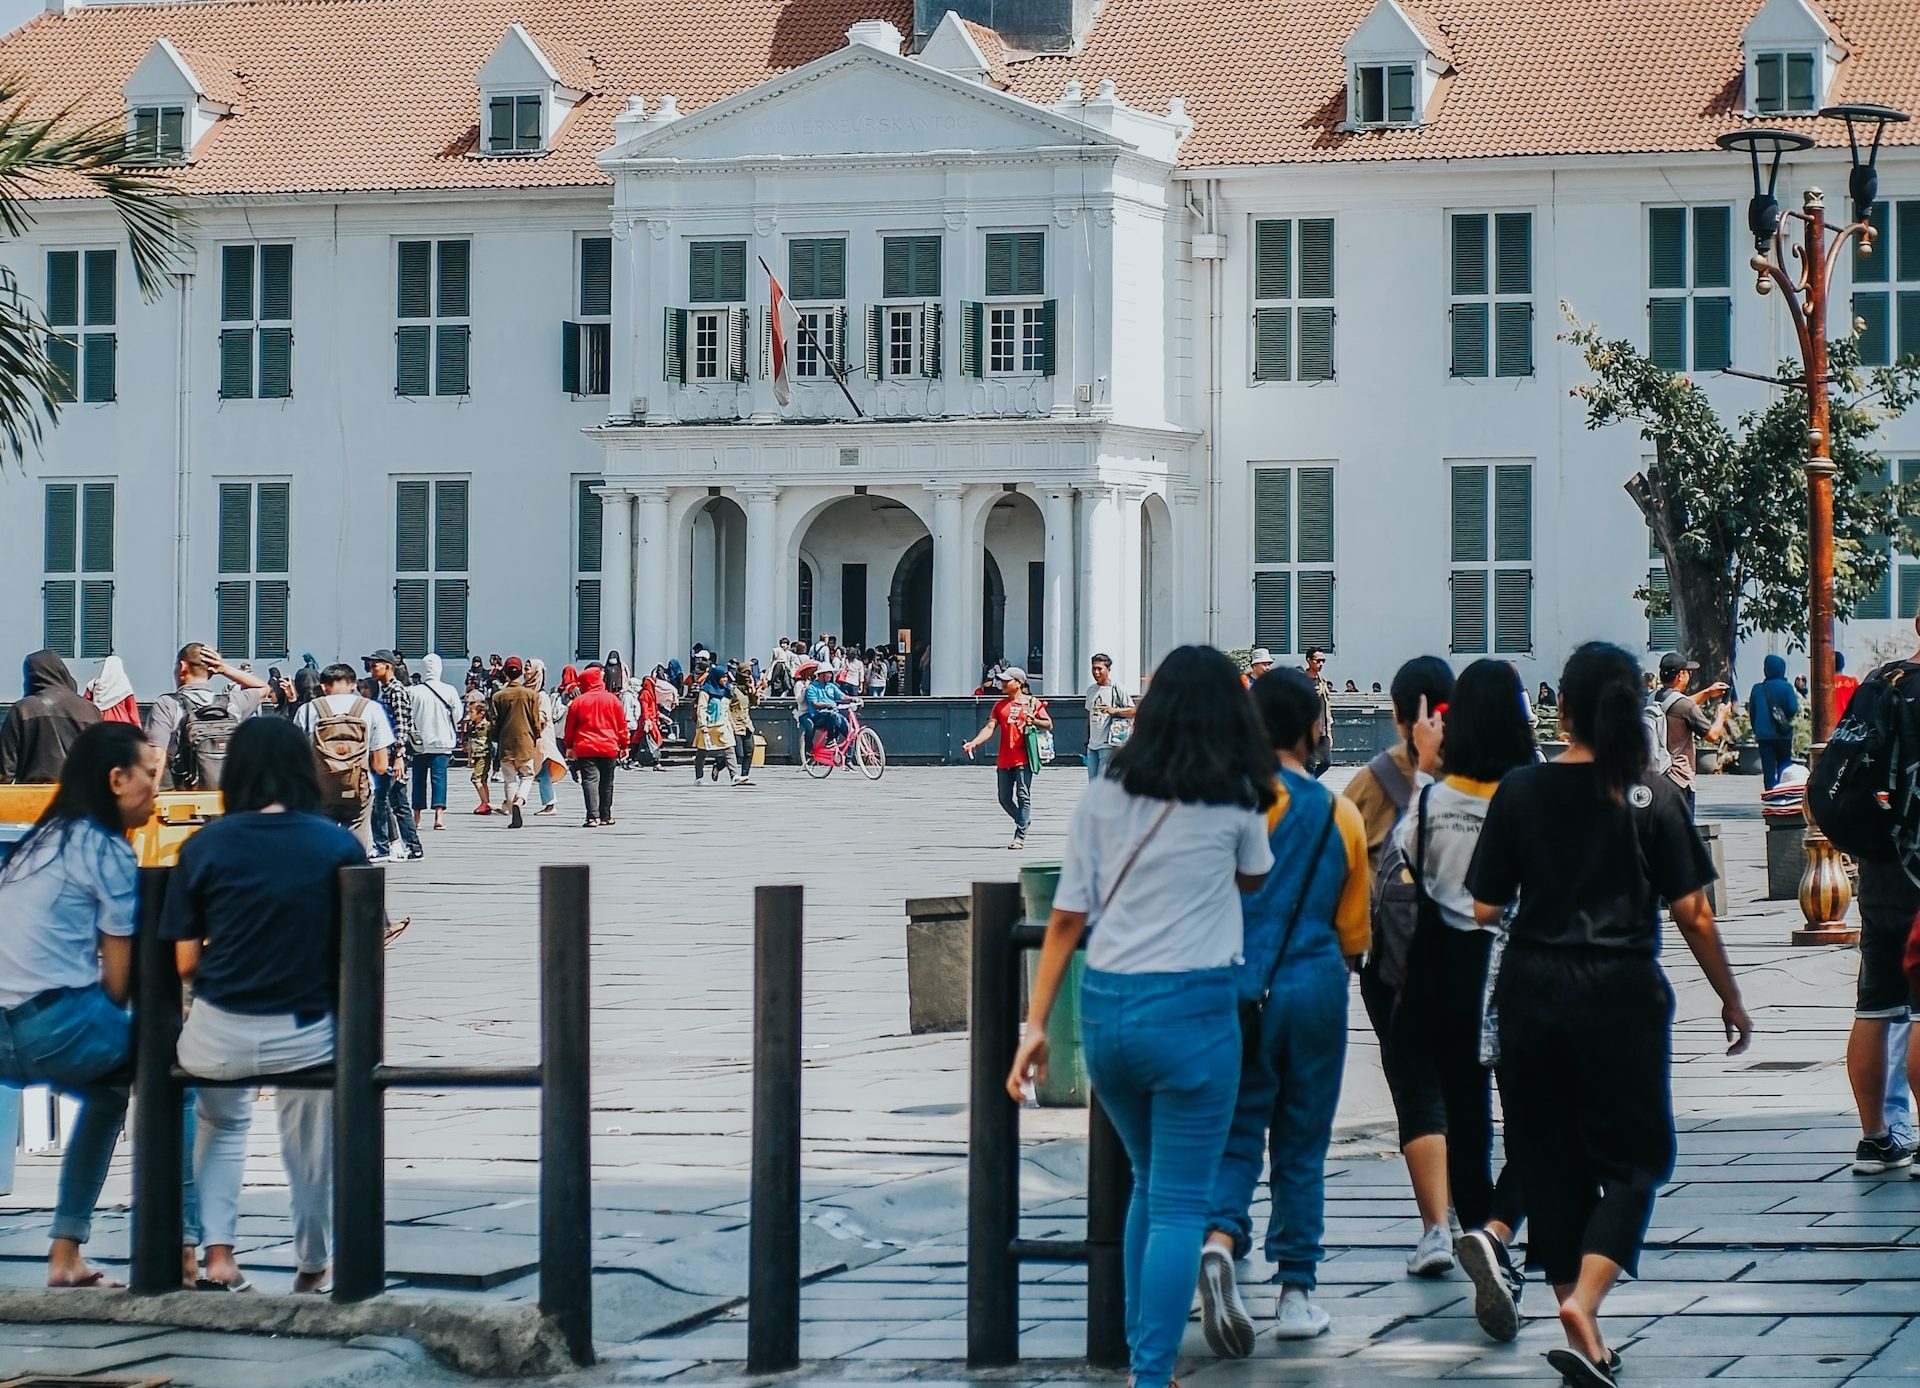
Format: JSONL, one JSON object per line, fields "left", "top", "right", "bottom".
{"left": 2, "top": 0, "right": 1919, "bottom": 695}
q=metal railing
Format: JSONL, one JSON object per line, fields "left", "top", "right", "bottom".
{"left": 128, "top": 863, "right": 594, "bottom": 1366}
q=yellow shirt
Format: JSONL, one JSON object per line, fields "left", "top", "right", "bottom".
{"left": 1267, "top": 774, "right": 1374, "bottom": 958}
{"left": 1342, "top": 741, "right": 1414, "bottom": 863}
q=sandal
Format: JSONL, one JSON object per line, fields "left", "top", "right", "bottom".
{"left": 194, "top": 1276, "right": 256, "bottom": 1293}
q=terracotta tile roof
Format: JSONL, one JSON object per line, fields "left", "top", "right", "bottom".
{"left": 1389, "top": 0, "right": 1453, "bottom": 67}
{"left": 172, "top": 47, "right": 247, "bottom": 110}
{"left": 959, "top": 19, "right": 1015, "bottom": 89}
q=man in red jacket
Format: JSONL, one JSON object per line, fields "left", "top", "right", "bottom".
{"left": 561, "top": 664, "right": 629, "bottom": 827}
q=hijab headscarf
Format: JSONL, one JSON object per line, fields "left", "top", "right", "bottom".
{"left": 604, "top": 652, "right": 627, "bottom": 695}
{"left": 85, "top": 655, "right": 140, "bottom": 725}
{"left": 560, "top": 665, "right": 581, "bottom": 698}
{"left": 525, "top": 658, "right": 547, "bottom": 693}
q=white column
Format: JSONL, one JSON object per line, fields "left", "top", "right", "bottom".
{"left": 1043, "top": 488, "right": 1077, "bottom": 695}
{"left": 929, "top": 484, "right": 969, "bottom": 695}
{"left": 595, "top": 485, "right": 634, "bottom": 662}
{"left": 1115, "top": 487, "right": 1146, "bottom": 688}
{"left": 1080, "top": 483, "right": 1123, "bottom": 685}
{"left": 633, "top": 489, "right": 671, "bottom": 666}
{"left": 743, "top": 488, "right": 782, "bottom": 670}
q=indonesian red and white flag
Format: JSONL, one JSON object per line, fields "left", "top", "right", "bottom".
{"left": 768, "top": 265, "right": 798, "bottom": 406}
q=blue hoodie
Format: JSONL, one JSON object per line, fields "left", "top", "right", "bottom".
{"left": 1749, "top": 654, "right": 1800, "bottom": 740}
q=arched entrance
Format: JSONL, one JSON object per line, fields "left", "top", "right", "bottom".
{"left": 794, "top": 493, "right": 932, "bottom": 684}
{"left": 687, "top": 496, "right": 746, "bottom": 661}
{"left": 889, "top": 539, "right": 1009, "bottom": 693}
{"left": 982, "top": 492, "right": 1045, "bottom": 679}
{"left": 1141, "top": 493, "right": 1175, "bottom": 674}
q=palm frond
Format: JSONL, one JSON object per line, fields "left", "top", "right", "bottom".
{"left": 0, "top": 269, "right": 73, "bottom": 461}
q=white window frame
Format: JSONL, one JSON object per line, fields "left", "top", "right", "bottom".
{"left": 886, "top": 305, "right": 919, "bottom": 378}
{"left": 128, "top": 103, "right": 187, "bottom": 161}
{"left": 1749, "top": 49, "right": 1821, "bottom": 116}
{"left": 484, "top": 91, "right": 545, "bottom": 155}
{"left": 692, "top": 310, "right": 726, "bottom": 382}
{"left": 794, "top": 307, "right": 841, "bottom": 379}
{"left": 986, "top": 304, "right": 1047, "bottom": 377}
{"left": 1349, "top": 62, "right": 1418, "bottom": 128}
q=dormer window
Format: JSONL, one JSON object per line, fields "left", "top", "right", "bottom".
{"left": 1753, "top": 50, "right": 1819, "bottom": 115}
{"left": 486, "top": 93, "right": 544, "bottom": 154}
{"left": 1340, "top": 0, "right": 1447, "bottom": 131}
{"left": 1741, "top": 0, "right": 1845, "bottom": 118}
{"left": 121, "top": 38, "right": 236, "bottom": 165}
{"left": 129, "top": 104, "right": 187, "bottom": 161}
{"left": 476, "top": 23, "right": 588, "bottom": 161}
{"left": 1353, "top": 63, "right": 1416, "bottom": 127}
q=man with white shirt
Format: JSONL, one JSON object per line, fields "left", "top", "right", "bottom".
{"left": 295, "top": 663, "right": 394, "bottom": 854}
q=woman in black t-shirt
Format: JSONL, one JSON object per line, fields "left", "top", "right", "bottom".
{"left": 1465, "top": 642, "right": 1751, "bottom": 1388}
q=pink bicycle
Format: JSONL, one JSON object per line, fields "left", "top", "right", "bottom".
{"left": 801, "top": 701, "right": 886, "bottom": 780}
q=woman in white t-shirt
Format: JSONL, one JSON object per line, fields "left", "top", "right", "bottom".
{"left": 1009, "top": 645, "right": 1275, "bottom": 1388}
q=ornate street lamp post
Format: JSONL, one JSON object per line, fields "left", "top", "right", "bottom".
{"left": 1719, "top": 105, "right": 1909, "bottom": 945}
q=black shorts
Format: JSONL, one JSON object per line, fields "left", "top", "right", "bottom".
{"left": 1856, "top": 861, "right": 1920, "bottom": 1019}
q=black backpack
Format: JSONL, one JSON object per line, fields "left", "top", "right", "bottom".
{"left": 167, "top": 688, "right": 239, "bottom": 789}
{"left": 1808, "top": 664, "right": 1920, "bottom": 867}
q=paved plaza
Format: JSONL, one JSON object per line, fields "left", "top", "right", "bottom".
{"left": 0, "top": 768, "right": 1913, "bottom": 1386}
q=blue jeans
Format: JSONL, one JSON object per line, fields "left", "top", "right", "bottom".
{"left": 370, "top": 771, "right": 421, "bottom": 855}
{"left": 996, "top": 767, "right": 1032, "bottom": 838}
{"left": 410, "top": 753, "right": 450, "bottom": 811}
{"left": 1890, "top": 1019, "right": 1916, "bottom": 1147}
{"left": 536, "top": 762, "right": 556, "bottom": 809}
{"left": 1087, "top": 746, "right": 1111, "bottom": 781}
{"left": 1083, "top": 967, "right": 1240, "bottom": 1388}
{"left": 1208, "top": 941, "right": 1350, "bottom": 1288}
{"left": 1758, "top": 737, "right": 1792, "bottom": 790}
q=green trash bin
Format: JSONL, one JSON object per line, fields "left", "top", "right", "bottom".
{"left": 1020, "top": 862, "right": 1088, "bottom": 1107}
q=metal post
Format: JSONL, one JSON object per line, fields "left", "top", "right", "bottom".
{"left": 332, "top": 866, "right": 387, "bottom": 1303}
{"left": 1084, "top": 1092, "right": 1132, "bottom": 1369}
{"left": 747, "top": 885, "right": 803, "bottom": 1374}
{"left": 967, "top": 881, "right": 1022, "bottom": 1367}
{"left": 130, "top": 866, "right": 184, "bottom": 1295}
{"left": 539, "top": 865, "right": 595, "bottom": 1366}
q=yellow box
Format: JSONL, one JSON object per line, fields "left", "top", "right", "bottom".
{"left": 0, "top": 785, "right": 221, "bottom": 867}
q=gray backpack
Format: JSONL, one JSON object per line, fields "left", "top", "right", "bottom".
{"left": 1365, "top": 750, "right": 1420, "bottom": 990}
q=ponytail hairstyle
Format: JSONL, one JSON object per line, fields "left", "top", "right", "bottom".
{"left": 1557, "top": 641, "right": 1650, "bottom": 804}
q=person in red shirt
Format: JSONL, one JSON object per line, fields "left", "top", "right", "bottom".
{"left": 1834, "top": 651, "right": 1859, "bottom": 720}
{"left": 962, "top": 667, "right": 1053, "bottom": 849}
{"left": 560, "top": 664, "right": 629, "bottom": 827}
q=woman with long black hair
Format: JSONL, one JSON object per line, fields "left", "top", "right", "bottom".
{"left": 1010, "top": 645, "right": 1274, "bottom": 1388}
{"left": 1466, "top": 642, "right": 1752, "bottom": 1388}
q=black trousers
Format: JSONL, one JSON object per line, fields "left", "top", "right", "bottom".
{"left": 1358, "top": 963, "right": 1434, "bottom": 1145}
{"left": 1496, "top": 946, "right": 1675, "bottom": 1284}
{"left": 576, "top": 757, "right": 616, "bottom": 821}
{"left": 1390, "top": 925, "right": 1525, "bottom": 1233}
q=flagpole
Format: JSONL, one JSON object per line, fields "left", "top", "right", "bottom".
{"left": 760, "top": 255, "right": 864, "bottom": 420}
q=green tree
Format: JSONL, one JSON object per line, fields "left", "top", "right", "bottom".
{"left": 0, "top": 85, "right": 185, "bottom": 461}
{"left": 1565, "top": 311, "right": 1920, "bottom": 682}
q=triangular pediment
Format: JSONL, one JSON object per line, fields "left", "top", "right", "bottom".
{"left": 124, "top": 38, "right": 203, "bottom": 104}
{"left": 1745, "top": 0, "right": 1845, "bottom": 53}
{"left": 1342, "top": 0, "right": 1445, "bottom": 65}
{"left": 480, "top": 23, "right": 564, "bottom": 91}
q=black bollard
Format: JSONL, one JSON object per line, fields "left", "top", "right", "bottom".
{"left": 966, "top": 881, "right": 1022, "bottom": 1368}
{"left": 332, "top": 865, "right": 387, "bottom": 1303}
{"left": 1084, "top": 1092, "right": 1132, "bottom": 1369}
{"left": 747, "top": 884, "right": 803, "bottom": 1374}
{"left": 130, "top": 866, "right": 184, "bottom": 1295}
{"left": 539, "top": 865, "right": 595, "bottom": 1366}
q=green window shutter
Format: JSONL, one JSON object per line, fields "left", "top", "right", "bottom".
{"left": 1386, "top": 64, "right": 1415, "bottom": 123}
{"left": 397, "top": 241, "right": 431, "bottom": 318}
{"left": 663, "top": 307, "right": 687, "bottom": 383}
{"left": 1450, "top": 570, "right": 1488, "bottom": 653}
{"left": 1860, "top": 202, "right": 1891, "bottom": 282}
{"left": 577, "top": 478, "right": 602, "bottom": 572}
{"left": 1649, "top": 208, "right": 1686, "bottom": 289}
{"left": 882, "top": 237, "right": 910, "bottom": 298}
{"left": 1493, "top": 569, "right": 1532, "bottom": 653}
{"left": 43, "top": 580, "right": 76, "bottom": 657}
{"left": 788, "top": 239, "right": 818, "bottom": 301}
{"left": 219, "top": 328, "right": 253, "bottom": 399}
{"left": 217, "top": 482, "right": 252, "bottom": 574}
{"left": 1298, "top": 571, "right": 1335, "bottom": 652}
{"left": 258, "top": 327, "right": 292, "bottom": 398}
{"left": 1494, "top": 303, "right": 1534, "bottom": 377}
{"left": 79, "top": 580, "right": 113, "bottom": 659}
{"left": 561, "top": 321, "right": 581, "bottom": 393}
{"left": 255, "top": 482, "right": 289, "bottom": 572}
{"left": 1855, "top": 293, "right": 1890, "bottom": 363}
{"left": 81, "top": 335, "right": 115, "bottom": 403}
{"left": 47, "top": 250, "right": 79, "bottom": 326}
{"left": 1296, "top": 467, "right": 1334, "bottom": 563}
{"left": 1494, "top": 464, "right": 1532, "bottom": 561}
{"left": 394, "top": 578, "right": 429, "bottom": 657}
{"left": 575, "top": 579, "right": 602, "bottom": 662}
{"left": 1899, "top": 202, "right": 1920, "bottom": 282}
{"left": 395, "top": 480, "right": 430, "bottom": 572}
{"left": 1298, "top": 218, "right": 1334, "bottom": 299}
{"left": 1253, "top": 467, "right": 1291, "bottom": 564}
{"left": 909, "top": 236, "right": 941, "bottom": 297}
{"left": 961, "top": 300, "right": 984, "bottom": 377}
{"left": 44, "top": 484, "right": 77, "bottom": 573}
{"left": 1254, "top": 220, "right": 1291, "bottom": 300}
{"left": 1254, "top": 307, "right": 1292, "bottom": 381}
{"left": 221, "top": 245, "right": 254, "bottom": 322}
{"left": 1649, "top": 298, "right": 1686, "bottom": 369}
{"left": 1786, "top": 53, "right": 1815, "bottom": 110}
{"left": 434, "top": 479, "right": 469, "bottom": 571}
{"left": 1649, "top": 566, "right": 1680, "bottom": 646}
{"left": 435, "top": 324, "right": 470, "bottom": 394}
{"left": 579, "top": 236, "right": 612, "bottom": 316}
{"left": 259, "top": 244, "right": 293, "bottom": 321}
{"left": 130, "top": 107, "right": 157, "bottom": 159}
{"left": 437, "top": 240, "right": 470, "bottom": 317}
{"left": 689, "top": 241, "right": 717, "bottom": 302}
{"left": 396, "top": 326, "right": 431, "bottom": 394}
{"left": 514, "top": 94, "right": 540, "bottom": 149}
{"left": 254, "top": 579, "right": 289, "bottom": 659}
{"left": 818, "top": 239, "right": 846, "bottom": 299}
{"left": 1693, "top": 206, "right": 1731, "bottom": 289}
{"left": 1037, "top": 299, "right": 1056, "bottom": 376}
{"left": 215, "top": 580, "right": 250, "bottom": 656}
{"left": 1898, "top": 291, "right": 1920, "bottom": 361}
{"left": 1451, "top": 214, "right": 1488, "bottom": 296}
{"left": 866, "top": 303, "right": 885, "bottom": 379}
{"left": 433, "top": 578, "right": 469, "bottom": 658}
{"left": 985, "top": 233, "right": 1014, "bottom": 297}
{"left": 1495, "top": 213, "right": 1531, "bottom": 295}
{"left": 1855, "top": 558, "right": 1892, "bottom": 621}
{"left": 1901, "top": 566, "right": 1920, "bottom": 622}
{"left": 1694, "top": 296, "right": 1732, "bottom": 371}
{"left": 717, "top": 241, "right": 747, "bottom": 303}
{"left": 1451, "top": 303, "right": 1489, "bottom": 377}
{"left": 1253, "top": 571, "right": 1292, "bottom": 654}
{"left": 1451, "top": 465, "right": 1488, "bottom": 563}
{"left": 83, "top": 250, "right": 115, "bottom": 326}
{"left": 47, "top": 334, "right": 77, "bottom": 403}
{"left": 1755, "top": 53, "right": 1783, "bottom": 112}
{"left": 1010, "top": 232, "right": 1044, "bottom": 295}
{"left": 81, "top": 482, "right": 113, "bottom": 573}
{"left": 1296, "top": 306, "right": 1335, "bottom": 381}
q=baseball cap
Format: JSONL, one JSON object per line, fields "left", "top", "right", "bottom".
{"left": 1248, "top": 648, "right": 1275, "bottom": 667}
{"left": 503, "top": 656, "right": 524, "bottom": 676}
{"left": 1657, "top": 652, "right": 1698, "bottom": 678}
{"left": 363, "top": 648, "right": 399, "bottom": 667}
{"left": 1000, "top": 666, "right": 1030, "bottom": 686}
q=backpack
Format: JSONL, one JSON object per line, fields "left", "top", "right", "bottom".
{"left": 1642, "top": 690, "right": 1679, "bottom": 780}
{"left": 1364, "top": 751, "right": 1420, "bottom": 990}
{"left": 312, "top": 697, "right": 373, "bottom": 813}
{"left": 1808, "top": 665, "right": 1920, "bottom": 866}
{"left": 168, "top": 688, "right": 239, "bottom": 789}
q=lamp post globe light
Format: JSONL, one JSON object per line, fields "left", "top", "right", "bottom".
{"left": 1717, "top": 104, "right": 1910, "bottom": 946}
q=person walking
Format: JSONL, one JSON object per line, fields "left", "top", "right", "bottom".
{"left": 1466, "top": 641, "right": 1751, "bottom": 1388}
{"left": 145, "top": 643, "right": 268, "bottom": 790}
{"left": 1834, "top": 652, "right": 1859, "bottom": 719}
{"left": 294, "top": 664, "right": 393, "bottom": 853}
{"left": 463, "top": 690, "right": 495, "bottom": 815}
{"left": 162, "top": 717, "right": 363, "bottom": 1293}
{"left": 692, "top": 663, "right": 739, "bottom": 785}
{"left": 83, "top": 654, "right": 140, "bottom": 726}
{"left": 363, "top": 650, "right": 423, "bottom": 863}
{"left": 491, "top": 658, "right": 542, "bottom": 829}
{"left": 408, "top": 654, "right": 460, "bottom": 832}
{"left": 0, "top": 649, "right": 101, "bottom": 784}
{"left": 1304, "top": 647, "right": 1335, "bottom": 777}
{"left": 525, "top": 659, "right": 565, "bottom": 816}
{"left": 728, "top": 662, "right": 758, "bottom": 785}
{"left": 1652, "top": 652, "right": 1730, "bottom": 817}
{"left": 1389, "top": 658, "right": 1536, "bottom": 1342}
{"left": 1084, "top": 652, "right": 1136, "bottom": 782}
{"left": 1746, "top": 653, "right": 1800, "bottom": 791}
{"left": 1198, "top": 667, "right": 1371, "bottom": 1351}
{"left": 561, "top": 664, "right": 627, "bottom": 826}
{"left": 961, "top": 668, "right": 1052, "bottom": 849}
{"left": 1008, "top": 644, "right": 1275, "bottom": 1388}
{"left": 866, "top": 648, "right": 890, "bottom": 699}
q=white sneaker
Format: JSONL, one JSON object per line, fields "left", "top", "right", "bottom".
{"left": 1272, "top": 1286, "right": 1330, "bottom": 1340}
{"left": 1407, "top": 1224, "right": 1455, "bottom": 1278}
{"left": 1196, "top": 1245, "right": 1254, "bottom": 1359}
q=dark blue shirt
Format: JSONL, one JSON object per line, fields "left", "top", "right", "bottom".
{"left": 159, "top": 810, "right": 364, "bottom": 1016}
